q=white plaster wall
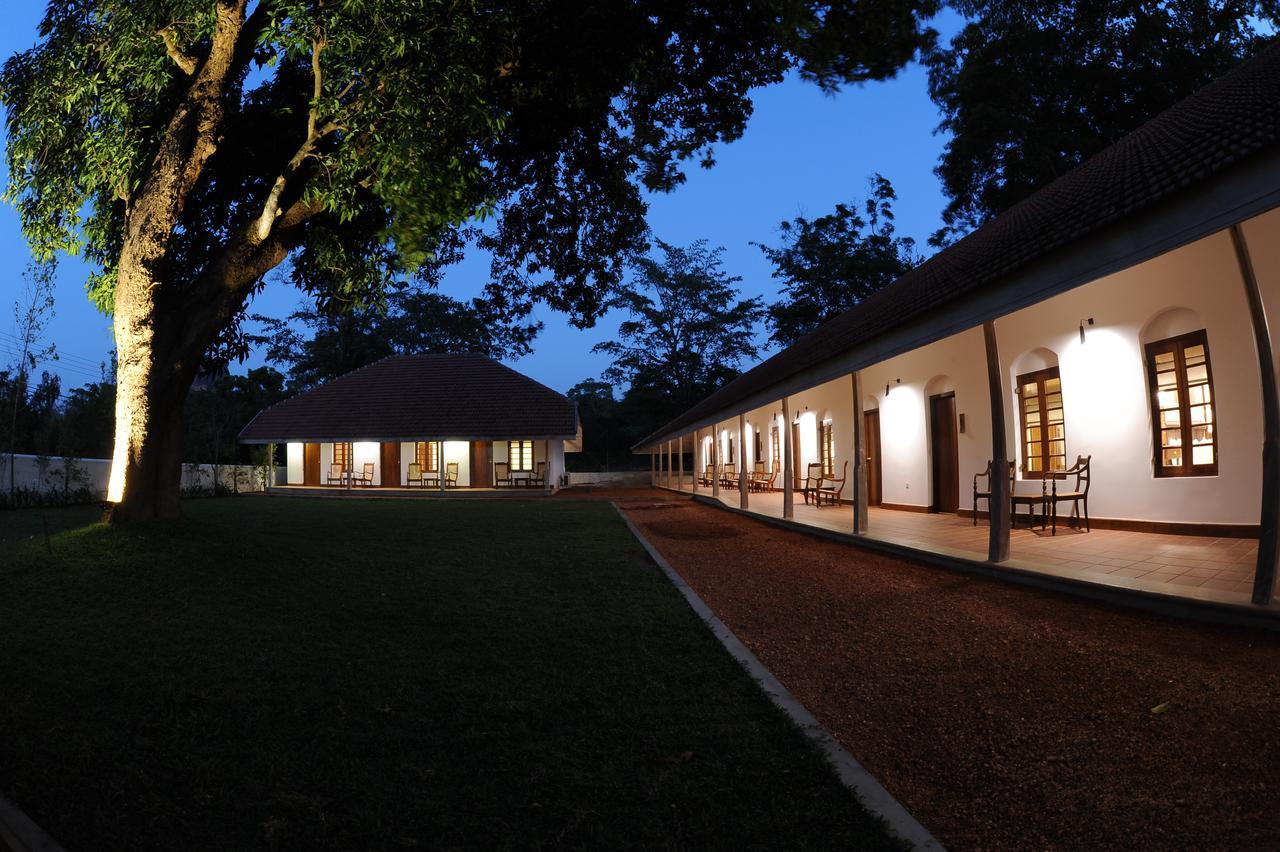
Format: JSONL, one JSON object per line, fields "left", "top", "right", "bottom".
{"left": 286, "top": 442, "right": 303, "bottom": 485}
{"left": 860, "top": 326, "right": 991, "bottom": 510}
{"left": 787, "top": 375, "right": 855, "bottom": 488}
{"left": 352, "top": 441, "right": 381, "bottom": 484}
{"left": 320, "top": 442, "right": 334, "bottom": 479}
{"left": 442, "top": 440, "right": 472, "bottom": 486}
{"left": 992, "top": 229, "right": 1263, "bottom": 524}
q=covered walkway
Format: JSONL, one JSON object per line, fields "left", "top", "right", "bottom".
{"left": 661, "top": 480, "right": 1266, "bottom": 610}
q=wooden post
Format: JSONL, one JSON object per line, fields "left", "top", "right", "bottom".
{"left": 712, "top": 425, "right": 721, "bottom": 498}
{"left": 984, "top": 321, "right": 1011, "bottom": 562}
{"left": 678, "top": 434, "right": 684, "bottom": 492}
{"left": 738, "top": 413, "right": 749, "bottom": 509}
{"left": 1231, "top": 224, "right": 1278, "bottom": 605}
{"left": 782, "top": 397, "right": 794, "bottom": 519}
{"left": 666, "top": 440, "right": 673, "bottom": 489}
{"left": 545, "top": 439, "right": 552, "bottom": 491}
{"left": 439, "top": 440, "right": 446, "bottom": 493}
{"left": 692, "top": 430, "right": 699, "bottom": 494}
{"left": 851, "top": 372, "right": 868, "bottom": 534}
{"left": 650, "top": 448, "right": 656, "bottom": 486}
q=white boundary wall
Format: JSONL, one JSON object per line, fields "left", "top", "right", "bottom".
{"left": 0, "top": 453, "right": 269, "bottom": 498}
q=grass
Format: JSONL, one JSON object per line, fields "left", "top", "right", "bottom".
{"left": 0, "top": 497, "right": 898, "bottom": 851}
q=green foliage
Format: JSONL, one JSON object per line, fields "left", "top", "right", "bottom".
{"left": 566, "top": 379, "right": 647, "bottom": 470}
{"left": 925, "top": 0, "right": 1279, "bottom": 245}
{"left": 594, "top": 239, "right": 765, "bottom": 440}
{"left": 757, "top": 173, "right": 919, "bottom": 347}
{"left": 2, "top": 0, "right": 941, "bottom": 340}
{"left": 184, "top": 366, "right": 289, "bottom": 464}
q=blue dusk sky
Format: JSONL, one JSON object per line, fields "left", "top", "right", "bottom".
{"left": 0, "top": 6, "right": 964, "bottom": 397}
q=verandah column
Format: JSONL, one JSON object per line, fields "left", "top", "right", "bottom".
{"left": 983, "top": 320, "right": 1011, "bottom": 562}
{"left": 712, "top": 424, "right": 721, "bottom": 499}
{"left": 438, "top": 440, "right": 446, "bottom": 494}
{"left": 851, "top": 372, "right": 868, "bottom": 534}
{"left": 1230, "top": 224, "right": 1278, "bottom": 605}
{"left": 738, "top": 413, "right": 749, "bottom": 510}
{"left": 678, "top": 434, "right": 684, "bottom": 492}
{"left": 782, "top": 397, "right": 794, "bottom": 519}
{"left": 650, "top": 448, "right": 656, "bottom": 486}
{"left": 692, "top": 430, "right": 700, "bottom": 494}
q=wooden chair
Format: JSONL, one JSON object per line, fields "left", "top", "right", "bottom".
{"left": 444, "top": 462, "right": 459, "bottom": 488}
{"left": 494, "top": 462, "right": 512, "bottom": 487}
{"left": 326, "top": 463, "right": 346, "bottom": 486}
{"left": 527, "top": 461, "right": 546, "bottom": 487}
{"left": 353, "top": 462, "right": 375, "bottom": 487}
{"left": 800, "top": 462, "right": 824, "bottom": 505}
{"left": 406, "top": 463, "right": 424, "bottom": 487}
{"left": 748, "top": 461, "right": 768, "bottom": 492}
{"left": 718, "top": 463, "right": 737, "bottom": 489}
{"left": 1048, "top": 455, "right": 1092, "bottom": 534}
{"left": 972, "top": 461, "right": 1013, "bottom": 525}
{"left": 816, "top": 460, "right": 848, "bottom": 507}
{"left": 698, "top": 465, "right": 715, "bottom": 487}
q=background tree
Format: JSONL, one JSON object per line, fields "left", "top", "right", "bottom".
{"left": 6, "top": 260, "right": 57, "bottom": 495}
{"left": 255, "top": 288, "right": 540, "bottom": 390}
{"left": 757, "top": 173, "right": 919, "bottom": 347}
{"left": 1, "top": 0, "right": 939, "bottom": 520}
{"left": 595, "top": 240, "right": 765, "bottom": 442}
{"left": 926, "top": 0, "right": 1279, "bottom": 245}
{"left": 565, "top": 379, "right": 640, "bottom": 471}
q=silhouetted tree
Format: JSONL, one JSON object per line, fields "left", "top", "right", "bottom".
{"left": 926, "top": 0, "right": 1279, "bottom": 246}
{"left": 758, "top": 174, "right": 919, "bottom": 347}
{"left": 595, "top": 239, "right": 764, "bottom": 439}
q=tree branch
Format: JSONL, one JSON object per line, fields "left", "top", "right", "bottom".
{"left": 158, "top": 27, "right": 198, "bottom": 75}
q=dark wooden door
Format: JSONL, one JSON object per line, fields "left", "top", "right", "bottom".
{"left": 929, "top": 393, "right": 959, "bottom": 513}
{"left": 863, "top": 410, "right": 882, "bottom": 506}
{"left": 380, "top": 442, "right": 400, "bottom": 487}
{"left": 471, "top": 441, "right": 493, "bottom": 487}
{"left": 303, "top": 442, "right": 320, "bottom": 486}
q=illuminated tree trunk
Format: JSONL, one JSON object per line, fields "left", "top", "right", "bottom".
{"left": 106, "top": 265, "right": 199, "bottom": 521}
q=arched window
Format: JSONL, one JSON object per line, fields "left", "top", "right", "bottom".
{"left": 1145, "top": 329, "right": 1217, "bottom": 476}
{"left": 1013, "top": 348, "right": 1064, "bottom": 477}
{"left": 819, "top": 414, "right": 834, "bottom": 476}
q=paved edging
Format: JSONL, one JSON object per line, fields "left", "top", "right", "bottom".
{"left": 0, "top": 792, "right": 66, "bottom": 852}
{"left": 614, "top": 504, "right": 945, "bottom": 852}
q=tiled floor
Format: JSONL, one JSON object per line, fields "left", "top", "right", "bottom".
{"left": 666, "top": 478, "right": 1266, "bottom": 605}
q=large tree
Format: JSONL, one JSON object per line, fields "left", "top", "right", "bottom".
{"left": 926, "top": 0, "right": 1279, "bottom": 245}
{"left": 757, "top": 173, "right": 918, "bottom": 347}
{"left": 595, "top": 239, "right": 765, "bottom": 438}
{"left": 0, "top": 0, "right": 938, "bottom": 520}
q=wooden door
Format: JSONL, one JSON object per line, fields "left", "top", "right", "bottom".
{"left": 303, "top": 442, "right": 320, "bottom": 486}
{"left": 863, "top": 411, "right": 882, "bottom": 506}
{"left": 380, "top": 442, "right": 400, "bottom": 487}
{"left": 471, "top": 441, "right": 493, "bottom": 487}
{"left": 929, "top": 393, "right": 959, "bottom": 513}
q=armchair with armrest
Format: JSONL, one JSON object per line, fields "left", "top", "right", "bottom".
{"left": 815, "top": 460, "right": 847, "bottom": 507}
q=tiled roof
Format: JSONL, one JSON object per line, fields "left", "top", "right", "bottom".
{"left": 637, "top": 39, "right": 1280, "bottom": 449}
{"left": 238, "top": 353, "right": 578, "bottom": 442}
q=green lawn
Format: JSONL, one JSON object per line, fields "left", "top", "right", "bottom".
{"left": 0, "top": 497, "right": 897, "bottom": 851}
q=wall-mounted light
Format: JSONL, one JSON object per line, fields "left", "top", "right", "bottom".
{"left": 885, "top": 378, "right": 901, "bottom": 396}
{"left": 1079, "top": 317, "right": 1095, "bottom": 344}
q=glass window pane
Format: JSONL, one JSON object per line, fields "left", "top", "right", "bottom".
{"left": 1027, "top": 426, "right": 1041, "bottom": 442}
{"left": 1022, "top": 382, "right": 1038, "bottom": 397}
{"left": 1161, "top": 428, "right": 1182, "bottom": 448}
{"left": 1154, "top": 351, "right": 1174, "bottom": 367}
{"left": 1028, "top": 441, "right": 1042, "bottom": 456}
{"left": 1047, "top": 424, "right": 1064, "bottom": 440}
{"left": 1157, "top": 389, "right": 1180, "bottom": 409}
{"left": 1184, "top": 344, "right": 1205, "bottom": 363}
{"left": 1045, "top": 378, "right": 1061, "bottom": 393}
{"left": 1160, "top": 409, "right": 1181, "bottom": 427}
{"left": 1192, "top": 445, "right": 1214, "bottom": 466}
{"left": 1046, "top": 393, "right": 1062, "bottom": 408}
{"left": 1049, "top": 440, "right": 1065, "bottom": 456}
{"left": 1157, "top": 370, "right": 1178, "bottom": 390}
{"left": 1190, "top": 405, "right": 1211, "bottom": 425}
{"left": 1024, "top": 396, "right": 1040, "bottom": 412}
{"left": 1047, "top": 409, "right": 1064, "bottom": 424}
{"left": 1186, "top": 364, "right": 1208, "bottom": 384}
{"left": 1027, "top": 457, "right": 1042, "bottom": 471}
{"left": 1050, "top": 456, "right": 1066, "bottom": 471}
{"left": 1162, "top": 448, "right": 1182, "bottom": 466}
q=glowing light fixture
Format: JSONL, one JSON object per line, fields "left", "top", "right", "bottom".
{"left": 1079, "top": 317, "right": 1095, "bottom": 344}
{"left": 885, "top": 378, "right": 901, "bottom": 396}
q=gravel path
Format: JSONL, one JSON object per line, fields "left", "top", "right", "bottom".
{"left": 618, "top": 493, "right": 1280, "bottom": 851}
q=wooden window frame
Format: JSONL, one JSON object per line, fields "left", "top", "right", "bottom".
{"left": 820, "top": 419, "right": 834, "bottom": 476}
{"left": 415, "top": 441, "right": 439, "bottom": 472}
{"left": 771, "top": 425, "right": 780, "bottom": 471}
{"left": 753, "top": 428, "right": 763, "bottom": 466}
{"left": 333, "top": 441, "right": 352, "bottom": 472}
{"left": 1016, "top": 367, "right": 1067, "bottom": 479}
{"left": 1145, "top": 329, "right": 1218, "bottom": 478}
{"left": 727, "top": 434, "right": 735, "bottom": 464}
{"left": 508, "top": 439, "right": 533, "bottom": 472}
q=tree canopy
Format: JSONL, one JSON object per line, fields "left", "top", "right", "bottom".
{"left": 254, "top": 288, "right": 540, "bottom": 390}
{"left": 0, "top": 0, "right": 940, "bottom": 518}
{"left": 925, "top": 0, "right": 1279, "bottom": 245}
{"left": 594, "top": 239, "right": 765, "bottom": 439}
{"left": 757, "top": 173, "right": 918, "bottom": 347}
